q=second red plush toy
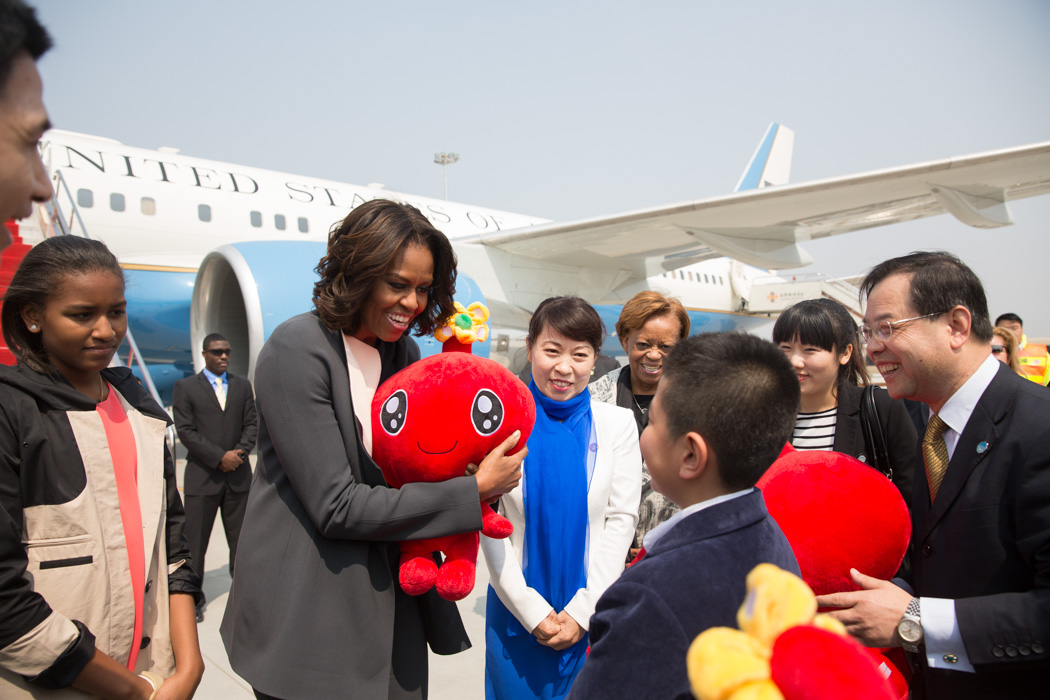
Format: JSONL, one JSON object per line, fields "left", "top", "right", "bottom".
{"left": 757, "top": 444, "right": 913, "bottom": 699}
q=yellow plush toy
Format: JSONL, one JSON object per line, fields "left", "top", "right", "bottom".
{"left": 687, "top": 564, "right": 894, "bottom": 700}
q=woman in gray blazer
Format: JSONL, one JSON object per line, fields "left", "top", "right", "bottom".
{"left": 220, "top": 200, "right": 526, "bottom": 700}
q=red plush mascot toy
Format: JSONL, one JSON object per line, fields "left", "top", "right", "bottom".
{"left": 756, "top": 444, "right": 913, "bottom": 699}
{"left": 371, "top": 302, "right": 535, "bottom": 601}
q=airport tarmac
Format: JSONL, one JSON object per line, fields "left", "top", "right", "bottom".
{"left": 177, "top": 457, "right": 488, "bottom": 700}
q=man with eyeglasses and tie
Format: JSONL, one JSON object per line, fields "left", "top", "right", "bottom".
{"left": 173, "top": 333, "right": 258, "bottom": 623}
{"left": 813, "top": 251, "right": 1050, "bottom": 699}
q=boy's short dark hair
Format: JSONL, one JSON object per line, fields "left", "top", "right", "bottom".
{"left": 661, "top": 332, "right": 799, "bottom": 490}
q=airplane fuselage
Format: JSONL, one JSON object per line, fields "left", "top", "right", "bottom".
{"left": 32, "top": 130, "right": 771, "bottom": 394}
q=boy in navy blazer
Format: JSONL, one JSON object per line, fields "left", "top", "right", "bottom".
{"left": 568, "top": 333, "right": 801, "bottom": 700}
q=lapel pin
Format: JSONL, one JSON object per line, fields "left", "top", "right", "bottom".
{"left": 976, "top": 441, "right": 989, "bottom": 454}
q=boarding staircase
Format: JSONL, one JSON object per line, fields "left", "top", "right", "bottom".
{"left": 746, "top": 273, "right": 865, "bottom": 320}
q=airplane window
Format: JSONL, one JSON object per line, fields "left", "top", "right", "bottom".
{"left": 275, "top": 214, "right": 286, "bottom": 231}
{"left": 688, "top": 272, "right": 694, "bottom": 281}
{"left": 77, "top": 189, "right": 93, "bottom": 208}
{"left": 141, "top": 197, "right": 156, "bottom": 215}
{"left": 198, "top": 204, "right": 211, "bottom": 222}
{"left": 250, "top": 211, "right": 262, "bottom": 227}
{"left": 704, "top": 274, "right": 710, "bottom": 284}
{"left": 298, "top": 217, "right": 309, "bottom": 233}
{"left": 110, "top": 193, "right": 125, "bottom": 212}
{"left": 720, "top": 276, "right": 725, "bottom": 285}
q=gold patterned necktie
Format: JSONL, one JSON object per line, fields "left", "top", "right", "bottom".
{"left": 923, "top": 413, "right": 950, "bottom": 501}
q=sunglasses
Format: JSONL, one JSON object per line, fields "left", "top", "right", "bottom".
{"left": 206, "top": 348, "right": 232, "bottom": 357}
{"left": 991, "top": 345, "right": 1006, "bottom": 354}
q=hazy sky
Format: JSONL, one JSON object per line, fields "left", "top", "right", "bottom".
{"left": 34, "top": 0, "right": 1050, "bottom": 334}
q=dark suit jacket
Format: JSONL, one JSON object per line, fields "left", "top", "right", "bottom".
{"left": 567, "top": 489, "right": 800, "bottom": 700}
{"left": 172, "top": 371, "right": 258, "bottom": 495}
{"left": 908, "top": 363, "right": 1050, "bottom": 699}
{"left": 833, "top": 382, "right": 917, "bottom": 507}
{"left": 220, "top": 312, "right": 482, "bottom": 700}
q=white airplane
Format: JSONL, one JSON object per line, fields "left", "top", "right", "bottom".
{"left": 20, "top": 124, "right": 1050, "bottom": 401}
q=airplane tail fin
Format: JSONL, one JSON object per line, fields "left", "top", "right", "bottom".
{"left": 734, "top": 123, "right": 795, "bottom": 192}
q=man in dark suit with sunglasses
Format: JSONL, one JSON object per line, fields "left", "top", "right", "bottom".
{"left": 173, "top": 333, "right": 258, "bottom": 622}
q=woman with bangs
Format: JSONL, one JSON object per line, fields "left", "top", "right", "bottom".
{"left": 772, "top": 298, "right": 916, "bottom": 507}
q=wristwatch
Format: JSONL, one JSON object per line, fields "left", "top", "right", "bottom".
{"left": 897, "top": 597, "right": 923, "bottom": 653}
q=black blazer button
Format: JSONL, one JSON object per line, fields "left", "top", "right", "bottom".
{"left": 144, "top": 579, "right": 152, "bottom": 593}
{"left": 992, "top": 645, "right": 1005, "bottom": 658}
{"left": 922, "top": 544, "right": 932, "bottom": 556}
{"left": 1033, "top": 642, "right": 1045, "bottom": 654}
{"left": 1005, "top": 645, "right": 1018, "bottom": 657}
{"left": 140, "top": 636, "right": 151, "bottom": 649}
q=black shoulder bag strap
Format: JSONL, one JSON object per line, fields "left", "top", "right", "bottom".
{"left": 859, "top": 384, "right": 893, "bottom": 480}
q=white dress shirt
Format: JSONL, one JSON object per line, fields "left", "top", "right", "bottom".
{"left": 920, "top": 353, "right": 999, "bottom": 673}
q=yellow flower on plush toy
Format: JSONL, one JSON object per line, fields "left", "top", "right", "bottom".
{"left": 687, "top": 564, "right": 893, "bottom": 700}
{"left": 435, "top": 301, "right": 490, "bottom": 345}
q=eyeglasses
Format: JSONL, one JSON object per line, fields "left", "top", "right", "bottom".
{"left": 860, "top": 311, "right": 947, "bottom": 343}
{"left": 991, "top": 345, "right": 1006, "bottom": 354}
{"left": 206, "top": 348, "right": 232, "bottom": 357}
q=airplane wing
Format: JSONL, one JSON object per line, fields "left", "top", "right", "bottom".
{"left": 458, "top": 141, "right": 1050, "bottom": 277}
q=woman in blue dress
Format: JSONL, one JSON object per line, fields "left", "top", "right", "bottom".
{"left": 481, "top": 296, "right": 642, "bottom": 699}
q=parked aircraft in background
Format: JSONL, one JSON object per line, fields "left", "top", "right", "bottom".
{"left": 18, "top": 124, "right": 1050, "bottom": 402}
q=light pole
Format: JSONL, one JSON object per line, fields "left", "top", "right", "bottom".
{"left": 433, "top": 152, "right": 460, "bottom": 200}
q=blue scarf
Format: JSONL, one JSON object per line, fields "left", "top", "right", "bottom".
{"left": 517, "top": 380, "right": 592, "bottom": 675}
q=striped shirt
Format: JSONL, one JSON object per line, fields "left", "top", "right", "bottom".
{"left": 791, "top": 407, "right": 837, "bottom": 451}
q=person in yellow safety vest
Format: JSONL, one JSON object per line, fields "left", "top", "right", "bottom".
{"left": 996, "top": 313, "right": 1050, "bottom": 386}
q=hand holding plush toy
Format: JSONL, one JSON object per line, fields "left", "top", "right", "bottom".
{"left": 756, "top": 445, "right": 913, "bottom": 698}
{"left": 371, "top": 302, "right": 535, "bottom": 601}
{"left": 688, "top": 564, "right": 897, "bottom": 700}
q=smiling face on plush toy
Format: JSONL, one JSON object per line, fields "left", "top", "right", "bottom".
{"left": 371, "top": 352, "right": 535, "bottom": 487}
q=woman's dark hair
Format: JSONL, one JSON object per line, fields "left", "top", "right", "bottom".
{"left": 313, "top": 199, "right": 457, "bottom": 337}
{"left": 771, "top": 298, "right": 869, "bottom": 390}
{"left": 2, "top": 236, "right": 125, "bottom": 373}
{"left": 527, "top": 296, "right": 606, "bottom": 354}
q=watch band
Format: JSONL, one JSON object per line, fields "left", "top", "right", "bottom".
{"left": 898, "top": 597, "right": 923, "bottom": 653}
